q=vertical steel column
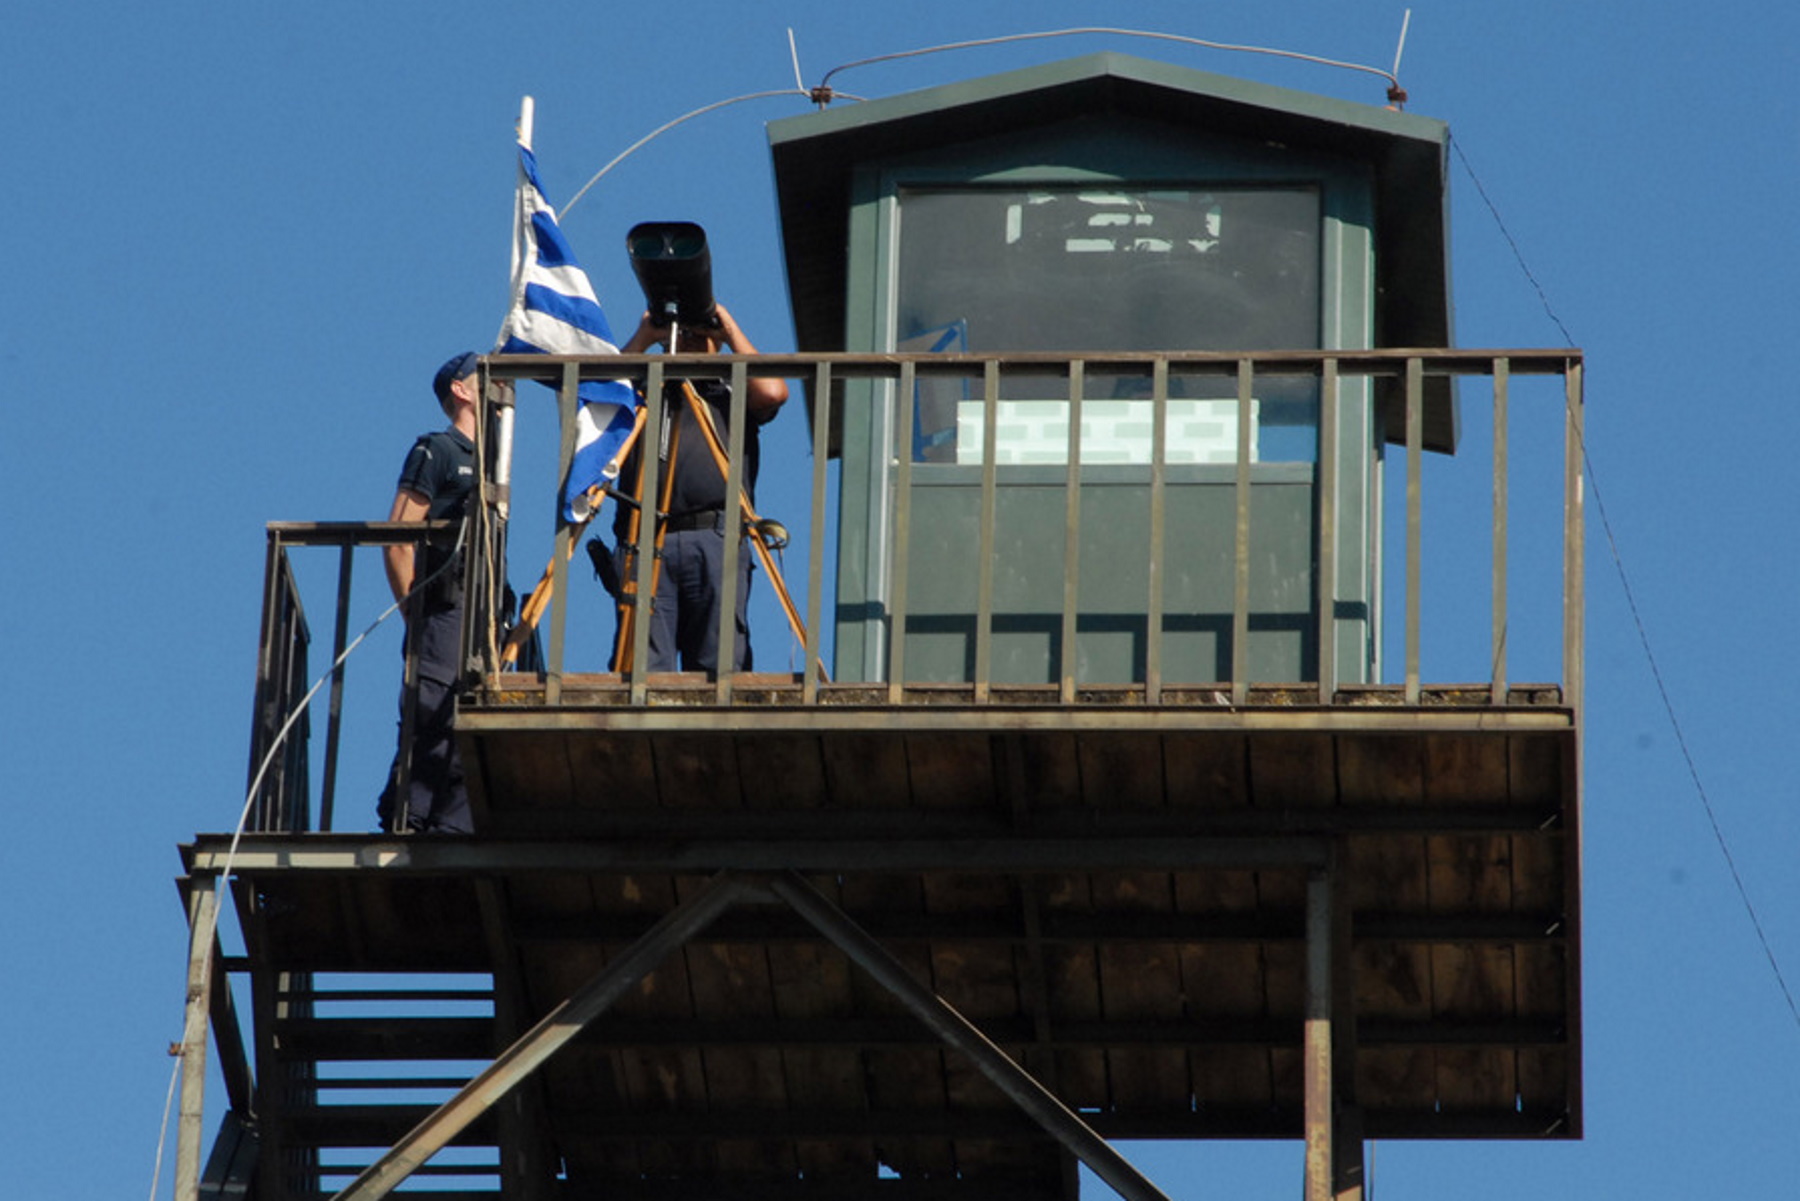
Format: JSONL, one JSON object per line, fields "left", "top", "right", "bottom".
{"left": 477, "top": 879, "right": 555, "bottom": 1201}
{"left": 174, "top": 872, "right": 220, "bottom": 1201}
{"left": 767, "top": 872, "right": 1172, "bottom": 1201}
{"left": 1304, "top": 850, "right": 1362, "bottom": 1201}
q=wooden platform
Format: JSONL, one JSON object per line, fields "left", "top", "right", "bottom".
{"left": 184, "top": 680, "right": 1580, "bottom": 1199}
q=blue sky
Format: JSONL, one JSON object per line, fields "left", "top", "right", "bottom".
{"left": 3, "top": 2, "right": 1797, "bottom": 1197}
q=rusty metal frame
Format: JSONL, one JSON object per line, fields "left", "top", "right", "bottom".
{"left": 473, "top": 347, "right": 1582, "bottom": 703}
{"left": 199, "top": 850, "right": 1355, "bottom": 1201}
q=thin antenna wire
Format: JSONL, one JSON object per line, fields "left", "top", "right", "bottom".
{"left": 787, "top": 28, "right": 806, "bottom": 92}
{"left": 1391, "top": 9, "right": 1413, "bottom": 78}
{"left": 561, "top": 25, "right": 1409, "bottom": 224}
{"left": 819, "top": 27, "right": 1404, "bottom": 100}
{"left": 1453, "top": 134, "right": 1800, "bottom": 1037}
{"left": 1451, "top": 137, "right": 1577, "bottom": 347}
{"left": 562, "top": 89, "right": 808, "bottom": 217}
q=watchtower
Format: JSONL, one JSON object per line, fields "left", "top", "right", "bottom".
{"left": 175, "top": 53, "right": 1583, "bottom": 1201}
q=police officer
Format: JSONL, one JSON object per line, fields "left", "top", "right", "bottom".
{"left": 611, "top": 303, "right": 788, "bottom": 672}
{"left": 377, "top": 351, "right": 481, "bottom": 833}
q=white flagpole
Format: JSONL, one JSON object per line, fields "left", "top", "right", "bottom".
{"left": 491, "top": 96, "right": 534, "bottom": 525}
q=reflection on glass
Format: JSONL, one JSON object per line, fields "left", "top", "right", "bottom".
{"left": 897, "top": 186, "right": 1322, "bottom": 463}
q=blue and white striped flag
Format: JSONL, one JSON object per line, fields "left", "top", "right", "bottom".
{"left": 498, "top": 142, "right": 639, "bottom": 522}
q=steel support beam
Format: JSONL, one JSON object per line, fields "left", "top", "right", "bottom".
{"left": 331, "top": 870, "right": 749, "bottom": 1201}
{"left": 185, "top": 834, "right": 1330, "bottom": 877}
{"left": 1303, "top": 851, "right": 1363, "bottom": 1201}
{"left": 766, "top": 871, "right": 1172, "bottom": 1201}
{"left": 476, "top": 878, "right": 556, "bottom": 1201}
{"left": 175, "top": 871, "right": 221, "bottom": 1201}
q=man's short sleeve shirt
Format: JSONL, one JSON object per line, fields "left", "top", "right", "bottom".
{"left": 398, "top": 428, "right": 476, "bottom": 521}
{"left": 398, "top": 428, "right": 476, "bottom": 595}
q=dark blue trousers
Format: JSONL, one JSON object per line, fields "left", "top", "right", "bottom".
{"left": 643, "top": 525, "right": 754, "bottom": 673}
{"left": 377, "top": 603, "right": 472, "bottom": 833}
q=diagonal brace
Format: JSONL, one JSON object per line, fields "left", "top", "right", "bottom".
{"left": 332, "top": 870, "right": 750, "bottom": 1201}
{"left": 765, "top": 871, "right": 1172, "bottom": 1201}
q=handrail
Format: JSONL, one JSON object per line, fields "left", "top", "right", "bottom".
{"left": 248, "top": 522, "right": 449, "bottom": 833}
{"left": 250, "top": 349, "right": 1584, "bottom": 832}
{"left": 476, "top": 348, "right": 1584, "bottom": 708}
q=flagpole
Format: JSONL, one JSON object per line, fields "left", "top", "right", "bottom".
{"left": 490, "top": 97, "right": 535, "bottom": 527}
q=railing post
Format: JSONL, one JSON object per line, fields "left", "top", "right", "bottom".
{"left": 805, "top": 360, "right": 832, "bottom": 705}
{"left": 1232, "top": 358, "right": 1254, "bottom": 703}
{"left": 1491, "top": 358, "right": 1511, "bottom": 705}
{"left": 1060, "top": 359, "right": 1085, "bottom": 703}
{"left": 320, "top": 543, "right": 354, "bottom": 831}
{"left": 974, "top": 359, "right": 1000, "bottom": 703}
{"left": 546, "top": 361, "right": 580, "bottom": 704}
{"left": 714, "top": 358, "right": 750, "bottom": 704}
{"left": 627, "top": 361, "right": 666, "bottom": 705}
{"left": 1563, "top": 358, "right": 1585, "bottom": 715}
{"left": 1404, "top": 356, "right": 1424, "bottom": 705}
{"left": 1316, "top": 359, "right": 1340, "bottom": 705}
{"left": 888, "top": 360, "right": 915, "bottom": 703}
{"left": 1145, "top": 358, "right": 1168, "bottom": 705}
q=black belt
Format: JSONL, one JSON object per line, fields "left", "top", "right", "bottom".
{"left": 664, "top": 507, "right": 724, "bottom": 533}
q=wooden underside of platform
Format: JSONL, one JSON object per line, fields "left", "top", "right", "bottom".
{"left": 192, "top": 684, "right": 1580, "bottom": 1198}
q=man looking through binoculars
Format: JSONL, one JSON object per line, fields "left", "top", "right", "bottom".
{"left": 608, "top": 302, "right": 788, "bottom": 672}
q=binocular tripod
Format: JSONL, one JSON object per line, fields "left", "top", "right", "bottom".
{"left": 500, "top": 367, "right": 816, "bottom": 679}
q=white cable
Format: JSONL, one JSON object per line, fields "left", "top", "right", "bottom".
{"left": 561, "top": 90, "right": 810, "bottom": 217}
{"left": 819, "top": 26, "right": 1404, "bottom": 97}
{"left": 233, "top": 517, "right": 472, "bottom": 853}
{"left": 147, "top": 1052, "right": 182, "bottom": 1201}
{"left": 160, "top": 520, "right": 473, "bottom": 1195}
{"left": 562, "top": 26, "right": 1409, "bottom": 225}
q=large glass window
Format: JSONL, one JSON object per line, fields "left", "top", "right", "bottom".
{"left": 896, "top": 186, "right": 1322, "bottom": 463}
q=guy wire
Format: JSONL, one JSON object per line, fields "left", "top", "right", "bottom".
{"left": 1454, "top": 132, "right": 1800, "bottom": 1037}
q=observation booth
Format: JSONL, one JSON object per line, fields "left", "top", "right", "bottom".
{"left": 771, "top": 52, "right": 1457, "bottom": 690}
{"left": 174, "top": 52, "right": 1583, "bottom": 1201}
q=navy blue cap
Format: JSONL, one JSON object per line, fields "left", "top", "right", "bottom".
{"left": 433, "top": 351, "right": 480, "bottom": 401}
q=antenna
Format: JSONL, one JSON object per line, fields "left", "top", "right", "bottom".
{"left": 1392, "top": 9, "right": 1413, "bottom": 79}
{"left": 787, "top": 28, "right": 805, "bottom": 92}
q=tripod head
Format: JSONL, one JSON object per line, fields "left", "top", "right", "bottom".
{"left": 627, "top": 221, "right": 717, "bottom": 330}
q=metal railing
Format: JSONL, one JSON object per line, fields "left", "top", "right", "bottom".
{"left": 248, "top": 521, "right": 450, "bottom": 833}
{"left": 476, "top": 348, "right": 1584, "bottom": 709}
{"left": 249, "top": 349, "right": 1583, "bottom": 828}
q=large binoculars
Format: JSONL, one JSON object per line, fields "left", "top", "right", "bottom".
{"left": 627, "top": 221, "right": 717, "bottom": 329}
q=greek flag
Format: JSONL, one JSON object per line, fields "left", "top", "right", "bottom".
{"left": 498, "top": 142, "right": 639, "bottom": 522}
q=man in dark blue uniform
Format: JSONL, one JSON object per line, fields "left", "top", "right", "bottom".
{"left": 612, "top": 303, "right": 788, "bottom": 672}
{"left": 377, "top": 351, "right": 480, "bottom": 833}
